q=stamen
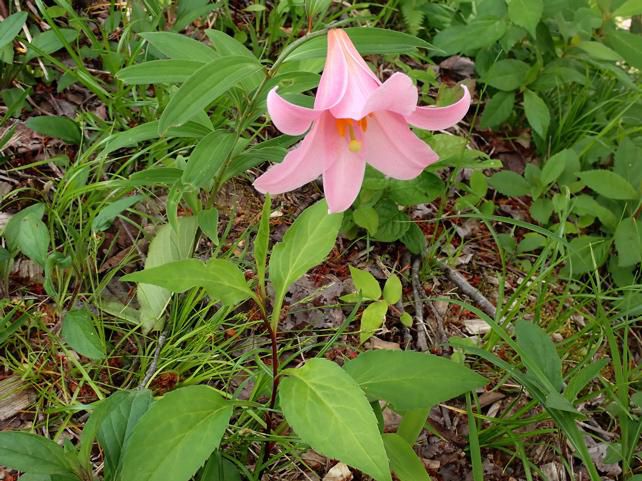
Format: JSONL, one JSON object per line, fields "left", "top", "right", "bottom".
{"left": 335, "top": 118, "right": 365, "bottom": 153}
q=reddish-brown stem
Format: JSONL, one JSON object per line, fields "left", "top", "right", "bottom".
{"left": 259, "top": 320, "right": 280, "bottom": 471}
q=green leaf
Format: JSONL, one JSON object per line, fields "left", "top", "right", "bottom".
{"left": 371, "top": 201, "right": 410, "bottom": 242}
{"left": 8, "top": 215, "right": 49, "bottom": 267}
{"left": 567, "top": 235, "right": 610, "bottom": 275}
{"left": 400, "top": 311, "right": 413, "bottom": 327}
{"left": 383, "top": 274, "right": 402, "bottom": 305}
{"left": 484, "top": 59, "right": 530, "bottom": 91}
{"left": 388, "top": 171, "right": 444, "bottom": 206}
{"left": 576, "top": 41, "right": 623, "bottom": 61}
{"left": 96, "top": 390, "right": 153, "bottom": 479}
{"left": 204, "top": 29, "right": 263, "bottom": 91}
{"left": 488, "top": 171, "right": 530, "bottom": 196}
{"left": 578, "top": 170, "right": 639, "bottom": 200}
{"left": 400, "top": 222, "right": 426, "bottom": 255}
{"left": 92, "top": 195, "right": 143, "bottom": 232}
{"left": 349, "top": 266, "right": 381, "bottom": 300}
{"left": 353, "top": 205, "right": 379, "bottom": 236}
{"left": 0, "top": 432, "right": 79, "bottom": 476}
{"left": 545, "top": 391, "right": 579, "bottom": 413}
{"left": 117, "top": 59, "right": 202, "bottom": 84}
{"left": 344, "top": 350, "right": 487, "bottom": 410}
{"left": 205, "top": 29, "right": 255, "bottom": 58}
{"left": 479, "top": 91, "right": 515, "bottom": 129}
{"left": 523, "top": 89, "right": 550, "bottom": 138}
{"left": 199, "top": 451, "right": 242, "bottom": 481}
{"left": 517, "top": 232, "right": 547, "bottom": 253}
{"left": 61, "top": 309, "right": 105, "bottom": 360}
{"left": 360, "top": 300, "right": 389, "bottom": 343}
{"left": 515, "top": 319, "right": 563, "bottom": 392}
{"left": 382, "top": 434, "right": 430, "bottom": 481}
{"left": 572, "top": 195, "right": 617, "bottom": 230}
{"left": 138, "top": 217, "right": 198, "bottom": 332}
{"left": 123, "top": 259, "right": 253, "bottom": 306}
{"left": 139, "top": 32, "right": 218, "bottom": 63}
{"left": 280, "top": 359, "right": 392, "bottom": 481}
{"left": 26, "top": 28, "right": 77, "bottom": 60}
{"left": 3, "top": 204, "right": 45, "bottom": 253}
{"left": 605, "top": 28, "right": 642, "bottom": 70}
{"left": 127, "top": 168, "right": 183, "bottom": 187}
{"left": 198, "top": 208, "right": 219, "bottom": 245}
{"left": 269, "top": 200, "right": 342, "bottom": 312}
{"left": 159, "top": 56, "right": 262, "bottom": 133}
{"left": 614, "top": 137, "right": 642, "bottom": 190}
{"left": 182, "top": 131, "right": 237, "bottom": 189}
{"left": 285, "top": 27, "right": 430, "bottom": 62}
{"left": 508, "top": 0, "right": 542, "bottom": 37}
{"left": 433, "top": 18, "right": 507, "bottom": 55}
{"left": 614, "top": 217, "right": 641, "bottom": 267}
{"left": 542, "top": 149, "right": 574, "bottom": 185}
{"left": 613, "top": 0, "right": 642, "bottom": 17}
{"left": 564, "top": 359, "right": 609, "bottom": 401}
{"left": 102, "top": 121, "right": 211, "bottom": 155}
{"left": 119, "top": 386, "right": 232, "bottom": 481}
{"left": 0, "top": 12, "right": 28, "bottom": 50}
{"left": 26, "top": 116, "right": 81, "bottom": 144}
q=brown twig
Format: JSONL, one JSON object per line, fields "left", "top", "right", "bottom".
{"left": 258, "top": 319, "right": 280, "bottom": 472}
{"left": 439, "top": 261, "right": 497, "bottom": 319}
{"left": 411, "top": 257, "right": 430, "bottom": 351}
{"left": 139, "top": 330, "right": 167, "bottom": 388}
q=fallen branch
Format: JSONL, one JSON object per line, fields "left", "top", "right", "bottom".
{"left": 139, "top": 330, "right": 167, "bottom": 388}
{"left": 439, "top": 262, "right": 497, "bottom": 319}
{"left": 411, "top": 256, "right": 430, "bottom": 351}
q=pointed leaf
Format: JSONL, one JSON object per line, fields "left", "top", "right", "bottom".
{"left": 0, "top": 12, "right": 28, "bottom": 50}
{"left": 269, "top": 200, "right": 342, "bottom": 305}
{"left": 360, "top": 300, "right": 388, "bottom": 344}
{"left": 0, "top": 432, "right": 79, "bottom": 476}
{"left": 382, "top": 434, "right": 430, "bottom": 481}
{"left": 515, "top": 319, "right": 563, "bottom": 392}
{"left": 383, "top": 274, "right": 402, "bottom": 305}
{"left": 61, "top": 309, "right": 105, "bottom": 360}
{"left": 523, "top": 89, "right": 550, "bottom": 138}
{"left": 344, "top": 350, "right": 487, "bottom": 410}
{"left": 158, "top": 56, "right": 262, "bottom": 132}
{"left": 349, "top": 266, "right": 381, "bottom": 300}
{"left": 508, "top": 0, "right": 542, "bottom": 37}
{"left": 117, "top": 59, "right": 202, "bottom": 84}
{"left": 578, "top": 170, "right": 639, "bottom": 200}
{"left": 614, "top": 217, "right": 642, "bottom": 267}
{"left": 280, "top": 359, "right": 391, "bottom": 481}
{"left": 139, "top": 32, "right": 218, "bottom": 63}
{"left": 119, "top": 386, "right": 232, "bottom": 481}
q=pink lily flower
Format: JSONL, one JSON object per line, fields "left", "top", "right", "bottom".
{"left": 254, "top": 29, "right": 471, "bottom": 213}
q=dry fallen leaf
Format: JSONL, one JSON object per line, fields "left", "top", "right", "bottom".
{"left": 322, "top": 463, "right": 352, "bottom": 481}
{"left": 463, "top": 318, "right": 491, "bottom": 335}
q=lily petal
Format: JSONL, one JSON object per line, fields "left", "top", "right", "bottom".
{"left": 364, "top": 112, "right": 438, "bottom": 180}
{"left": 361, "top": 72, "right": 418, "bottom": 118}
{"left": 405, "top": 85, "right": 471, "bottom": 131}
{"left": 322, "top": 147, "right": 366, "bottom": 213}
{"left": 254, "top": 114, "right": 333, "bottom": 195}
{"left": 315, "top": 29, "right": 349, "bottom": 111}
{"left": 267, "top": 88, "right": 322, "bottom": 135}
{"left": 327, "top": 29, "right": 381, "bottom": 120}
